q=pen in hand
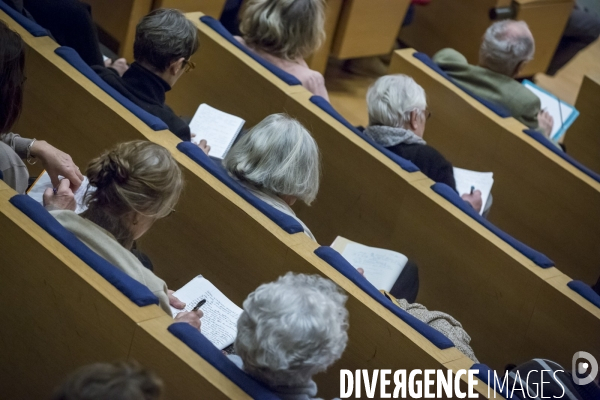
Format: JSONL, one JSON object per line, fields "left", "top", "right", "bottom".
{"left": 192, "top": 299, "right": 206, "bottom": 312}
{"left": 470, "top": 186, "right": 475, "bottom": 195}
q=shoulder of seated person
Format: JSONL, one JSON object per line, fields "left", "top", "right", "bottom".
{"left": 432, "top": 48, "right": 467, "bottom": 64}
{"left": 300, "top": 68, "right": 325, "bottom": 86}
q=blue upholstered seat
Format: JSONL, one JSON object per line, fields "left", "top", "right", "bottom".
{"left": 471, "top": 363, "right": 513, "bottom": 399}
{"left": 199, "top": 15, "right": 302, "bottom": 86}
{"left": 412, "top": 52, "right": 512, "bottom": 118}
{"left": 314, "top": 246, "right": 455, "bottom": 350}
{"left": 568, "top": 280, "right": 600, "bottom": 309}
{"left": 53, "top": 47, "right": 169, "bottom": 132}
{"left": 0, "top": 0, "right": 49, "bottom": 37}
{"left": 9, "top": 194, "right": 159, "bottom": 307}
{"left": 309, "top": 96, "right": 420, "bottom": 173}
{"left": 177, "top": 141, "right": 305, "bottom": 234}
{"left": 168, "top": 323, "right": 281, "bottom": 399}
{"left": 522, "top": 129, "right": 600, "bottom": 184}
{"left": 430, "top": 183, "right": 554, "bottom": 268}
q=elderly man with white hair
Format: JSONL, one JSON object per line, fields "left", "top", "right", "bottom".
{"left": 365, "top": 74, "right": 483, "bottom": 213}
{"left": 433, "top": 20, "right": 554, "bottom": 138}
{"left": 229, "top": 273, "right": 348, "bottom": 400}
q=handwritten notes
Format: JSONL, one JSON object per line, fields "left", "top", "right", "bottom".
{"left": 27, "top": 171, "right": 93, "bottom": 214}
{"left": 453, "top": 167, "right": 494, "bottom": 216}
{"left": 189, "top": 104, "right": 245, "bottom": 159}
{"left": 170, "top": 276, "right": 243, "bottom": 350}
{"left": 332, "top": 237, "right": 408, "bottom": 292}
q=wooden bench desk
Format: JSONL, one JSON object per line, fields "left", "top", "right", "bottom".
{"left": 389, "top": 49, "right": 600, "bottom": 286}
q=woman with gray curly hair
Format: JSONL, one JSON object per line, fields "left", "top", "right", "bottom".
{"left": 235, "top": 0, "right": 329, "bottom": 100}
{"left": 223, "top": 113, "right": 320, "bottom": 241}
{"left": 229, "top": 273, "right": 348, "bottom": 400}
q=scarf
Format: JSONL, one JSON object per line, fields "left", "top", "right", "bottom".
{"left": 363, "top": 125, "right": 426, "bottom": 147}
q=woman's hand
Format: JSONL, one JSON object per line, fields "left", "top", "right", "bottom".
{"left": 191, "top": 134, "right": 211, "bottom": 155}
{"left": 43, "top": 178, "right": 76, "bottom": 211}
{"left": 30, "top": 140, "right": 84, "bottom": 190}
{"left": 174, "top": 310, "right": 203, "bottom": 330}
{"left": 168, "top": 290, "right": 186, "bottom": 310}
{"left": 461, "top": 190, "right": 483, "bottom": 213}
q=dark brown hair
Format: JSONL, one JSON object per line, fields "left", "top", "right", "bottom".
{"left": 0, "top": 20, "right": 26, "bottom": 134}
{"left": 51, "top": 361, "right": 163, "bottom": 400}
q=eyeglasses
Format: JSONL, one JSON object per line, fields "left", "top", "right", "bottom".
{"left": 183, "top": 59, "right": 196, "bottom": 73}
{"left": 167, "top": 208, "right": 176, "bottom": 217}
{"left": 423, "top": 109, "right": 432, "bottom": 120}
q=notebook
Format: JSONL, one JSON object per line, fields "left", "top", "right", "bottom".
{"left": 522, "top": 80, "right": 579, "bottom": 142}
{"left": 26, "top": 170, "right": 93, "bottom": 214}
{"left": 169, "top": 275, "right": 243, "bottom": 350}
{"left": 189, "top": 104, "right": 245, "bottom": 159}
{"left": 331, "top": 236, "right": 408, "bottom": 292}
{"left": 453, "top": 167, "right": 494, "bottom": 216}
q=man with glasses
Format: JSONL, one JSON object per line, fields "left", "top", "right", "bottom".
{"left": 93, "top": 9, "right": 208, "bottom": 151}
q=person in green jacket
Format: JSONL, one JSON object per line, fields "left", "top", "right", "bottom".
{"left": 433, "top": 20, "right": 554, "bottom": 138}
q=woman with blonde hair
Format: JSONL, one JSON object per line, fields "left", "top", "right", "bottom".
{"left": 235, "top": 0, "right": 329, "bottom": 100}
{"left": 223, "top": 114, "right": 320, "bottom": 241}
{"left": 50, "top": 140, "right": 202, "bottom": 329}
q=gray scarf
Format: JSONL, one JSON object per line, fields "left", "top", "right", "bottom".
{"left": 364, "top": 125, "right": 426, "bottom": 147}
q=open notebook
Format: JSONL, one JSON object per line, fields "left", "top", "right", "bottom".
{"left": 523, "top": 80, "right": 579, "bottom": 142}
{"left": 170, "top": 275, "right": 243, "bottom": 350}
{"left": 189, "top": 104, "right": 245, "bottom": 159}
{"left": 453, "top": 167, "right": 494, "bottom": 216}
{"left": 27, "top": 171, "right": 92, "bottom": 214}
{"left": 331, "top": 236, "right": 408, "bottom": 292}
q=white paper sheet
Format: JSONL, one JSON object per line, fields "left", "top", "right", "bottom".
{"left": 523, "top": 80, "right": 578, "bottom": 141}
{"left": 333, "top": 238, "right": 408, "bottom": 292}
{"left": 27, "top": 171, "right": 93, "bottom": 214}
{"left": 453, "top": 167, "right": 494, "bottom": 216}
{"left": 170, "top": 275, "right": 242, "bottom": 350}
{"left": 189, "top": 104, "right": 245, "bottom": 159}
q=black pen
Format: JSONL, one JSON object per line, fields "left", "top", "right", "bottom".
{"left": 470, "top": 186, "right": 475, "bottom": 195}
{"left": 192, "top": 299, "right": 206, "bottom": 311}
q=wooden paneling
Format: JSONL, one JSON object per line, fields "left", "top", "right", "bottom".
{"left": 564, "top": 75, "right": 600, "bottom": 174}
{"left": 389, "top": 49, "right": 600, "bottom": 285}
{"left": 153, "top": 0, "right": 227, "bottom": 16}
{"left": 305, "top": 0, "right": 344, "bottom": 74}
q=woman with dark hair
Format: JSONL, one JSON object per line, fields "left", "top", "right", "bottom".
{"left": 0, "top": 21, "right": 82, "bottom": 205}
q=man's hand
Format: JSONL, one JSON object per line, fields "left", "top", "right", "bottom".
{"left": 537, "top": 110, "right": 554, "bottom": 139}
{"left": 461, "top": 190, "right": 483, "bottom": 213}
{"left": 168, "top": 290, "right": 186, "bottom": 310}
{"left": 104, "top": 57, "right": 129, "bottom": 76}
{"left": 191, "top": 134, "right": 211, "bottom": 155}
{"left": 30, "top": 140, "right": 83, "bottom": 190}
{"left": 174, "top": 310, "right": 203, "bottom": 330}
{"left": 43, "top": 178, "right": 76, "bottom": 211}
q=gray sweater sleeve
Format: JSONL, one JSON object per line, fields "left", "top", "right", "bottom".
{"left": 0, "top": 132, "right": 33, "bottom": 159}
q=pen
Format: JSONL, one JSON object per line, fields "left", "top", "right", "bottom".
{"left": 470, "top": 186, "right": 475, "bottom": 195}
{"left": 192, "top": 299, "right": 206, "bottom": 311}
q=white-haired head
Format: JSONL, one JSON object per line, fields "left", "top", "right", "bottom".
{"left": 240, "top": 0, "right": 325, "bottom": 60}
{"left": 366, "top": 74, "right": 427, "bottom": 128}
{"left": 223, "top": 113, "right": 321, "bottom": 205}
{"left": 234, "top": 273, "right": 349, "bottom": 387}
{"left": 479, "top": 20, "right": 535, "bottom": 77}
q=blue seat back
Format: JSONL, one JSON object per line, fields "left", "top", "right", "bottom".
{"left": 567, "top": 280, "right": 600, "bottom": 309}
{"left": 199, "top": 16, "right": 302, "bottom": 86}
{"left": 471, "top": 363, "right": 512, "bottom": 399}
{"left": 431, "top": 183, "right": 554, "bottom": 268}
{"left": 54, "top": 47, "right": 169, "bottom": 132}
{"left": 309, "top": 96, "right": 420, "bottom": 173}
{"left": 314, "top": 246, "right": 455, "bottom": 350}
{"left": 177, "top": 142, "right": 304, "bottom": 234}
{"left": 168, "top": 323, "right": 282, "bottom": 399}
{"left": 9, "top": 194, "right": 159, "bottom": 307}
{"left": 522, "top": 129, "right": 600, "bottom": 184}
{"left": 0, "top": 0, "right": 49, "bottom": 37}
{"left": 412, "top": 52, "right": 512, "bottom": 118}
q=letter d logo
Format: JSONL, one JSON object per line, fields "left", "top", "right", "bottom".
{"left": 572, "top": 351, "right": 598, "bottom": 385}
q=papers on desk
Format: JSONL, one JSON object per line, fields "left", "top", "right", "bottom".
{"left": 331, "top": 236, "right": 408, "bottom": 292}
{"left": 522, "top": 80, "right": 579, "bottom": 142}
{"left": 189, "top": 104, "right": 245, "bottom": 159}
{"left": 169, "top": 275, "right": 243, "bottom": 350}
{"left": 27, "top": 171, "right": 93, "bottom": 214}
{"left": 453, "top": 167, "right": 494, "bottom": 216}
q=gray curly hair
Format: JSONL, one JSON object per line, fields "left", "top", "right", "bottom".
{"left": 234, "top": 273, "right": 349, "bottom": 387}
{"left": 479, "top": 20, "right": 535, "bottom": 76}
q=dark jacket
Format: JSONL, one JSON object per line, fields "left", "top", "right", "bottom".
{"left": 387, "top": 142, "right": 456, "bottom": 190}
{"left": 92, "top": 62, "right": 191, "bottom": 141}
